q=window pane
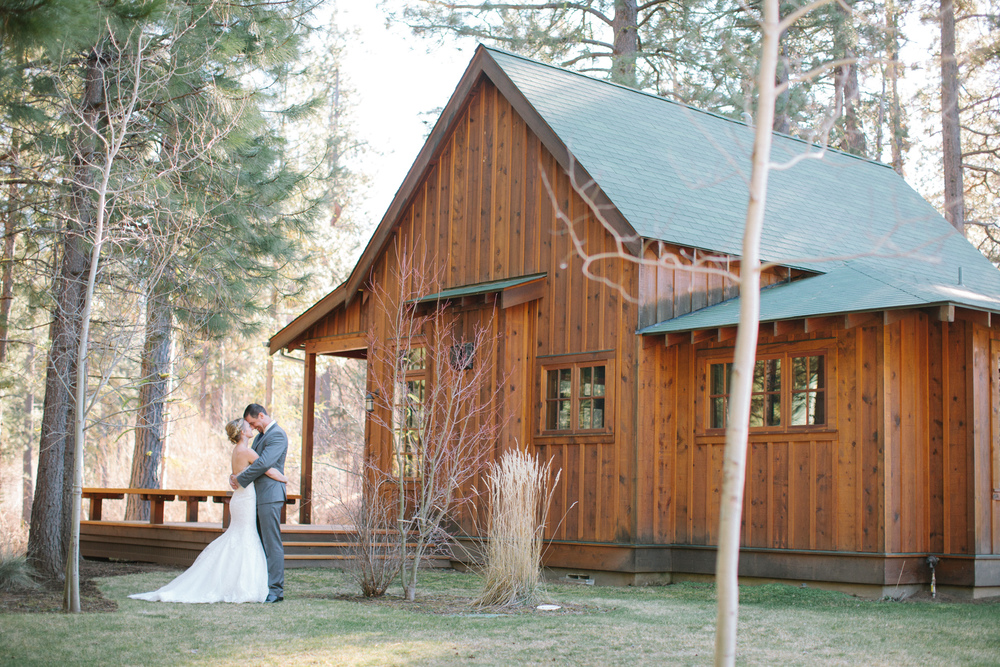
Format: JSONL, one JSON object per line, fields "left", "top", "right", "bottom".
{"left": 558, "top": 399, "right": 571, "bottom": 430}
{"left": 753, "top": 360, "right": 765, "bottom": 392}
{"left": 767, "top": 392, "right": 781, "bottom": 426}
{"left": 546, "top": 370, "right": 559, "bottom": 400}
{"left": 792, "top": 356, "right": 806, "bottom": 390}
{"left": 403, "top": 348, "right": 426, "bottom": 370}
{"left": 545, "top": 401, "right": 558, "bottom": 430}
{"left": 711, "top": 363, "right": 726, "bottom": 395}
{"left": 791, "top": 390, "right": 807, "bottom": 426}
{"left": 811, "top": 356, "right": 824, "bottom": 390}
{"left": 766, "top": 359, "right": 781, "bottom": 392}
{"left": 559, "top": 369, "right": 572, "bottom": 398}
{"left": 711, "top": 396, "right": 726, "bottom": 429}
{"left": 812, "top": 391, "right": 825, "bottom": 425}
{"left": 749, "top": 395, "right": 763, "bottom": 427}
{"left": 593, "top": 366, "right": 606, "bottom": 397}
{"left": 579, "top": 398, "right": 592, "bottom": 429}
{"left": 581, "top": 367, "right": 592, "bottom": 397}
{"left": 593, "top": 398, "right": 605, "bottom": 428}
{"left": 407, "top": 379, "right": 424, "bottom": 404}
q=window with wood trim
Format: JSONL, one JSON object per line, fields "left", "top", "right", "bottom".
{"left": 392, "top": 348, "right": 426, "bottom": 478}
{"left": 539, "top": 356, "right": 614, "bottom": 435}
{"left": 708, "top": 352, "right": 826, "bottom": 430}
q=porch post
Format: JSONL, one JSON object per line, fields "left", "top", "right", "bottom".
{"left": 299, "top": 351, "right": 316, "bottom": 524}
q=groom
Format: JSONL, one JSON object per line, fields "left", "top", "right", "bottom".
{"left": 231, "top": 403, "right": 287, "bottom": 603}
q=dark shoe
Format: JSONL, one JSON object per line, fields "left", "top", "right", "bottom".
{"left": 264, "top": 596, "right": 283, "bottom": 603}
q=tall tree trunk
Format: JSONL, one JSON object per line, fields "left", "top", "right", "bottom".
{"left": 835, "top": 3, "right": 866, "bottom": 156}
{"left": 715, "top": 0, "right": 779, "bottom": 662}
{"left": 0, "top": 179, "right": 16, "bottom": 364}
{"left": 27, "top": 45, "right": 104, "bottom": 581}
{"left": 125, "top": 281, "right": 172, "bottom": 520}
{"left": 0, "top": 144, "right": 19, "bottom": 458}
{"left": 886, "top": 0, "right": 905, "bottom": 174}
{"left": 22, "top": 343, "right": 35, "bottom": 524}
{"left": 940, "top": 0, "right": 964, "bottom": 233}
{"left": 611, "top": 0, "right": 638, "bottom": 87}
{"left": 773, "top": 41, "right": 791, "bottom": 134}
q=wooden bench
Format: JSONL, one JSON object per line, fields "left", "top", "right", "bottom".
{"left": 82, "top": 488, "right": 300, "bottom": 526}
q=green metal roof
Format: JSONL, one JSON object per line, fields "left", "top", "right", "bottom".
{"left": 485, "top": 47, "right": 1000, "bottom": 330}
{"left": 411, "top": 272, "right": 547, "bottom": 304}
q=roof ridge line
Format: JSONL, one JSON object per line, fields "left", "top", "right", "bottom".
{"left": 481, "top": 45, "right": 893, "bottom": 171}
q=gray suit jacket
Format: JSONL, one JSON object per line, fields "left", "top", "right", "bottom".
{"left": 236, "top": 422, "right": 288, "bottom": 505}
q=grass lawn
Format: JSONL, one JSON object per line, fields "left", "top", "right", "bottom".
{"left": 2, "top": 565, "right": 999, "bottom": 666}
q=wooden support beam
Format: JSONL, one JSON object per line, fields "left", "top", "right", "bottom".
{"left": 183, "top": 496, "right": 207, "bottom": 523}
{"left": 955, "top": 307, "right": 990, "bottom": 327}
{"left": 717, "top": 326, "right": 738, "bottom": 342}
{"left": 641, "top": 334, "right": 662, "bottom": 350}
{"left": 305, "top": 333, "right": 368, "bottom": 356}
{"left": 665, "top": 332, "right": 690, "bottom": 347}
{"left": 774, "top": 319, "right": 804, "bottom": 336}
{"left": 299, "top": 352, "right": 316, "bottom": 525}
{"left": 758, "top": 321, "right": 777, "bottom": 338}
{"left": 691, "top": 329, "right": 717, "bottom": 344}
{"left": 804, "top": 316, "right": 841, "bottom": 333}
{"left": 500, "top": 277, "right": 546, "bottom": 309}
{"left": 845, "top": 312, "right": 880, "bottom": 329}
{"left": 936, "top": 304, "right": 956, "bottom": 322}
{"left": 883, "top": 309, "right": 916, "bottom": 326}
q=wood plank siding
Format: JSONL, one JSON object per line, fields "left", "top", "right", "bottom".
{"left": 637, "top": 311, "right": 1000, "bottom": 569}
{"left": 279, "top": 71, "right": 1000, "bottom": 590}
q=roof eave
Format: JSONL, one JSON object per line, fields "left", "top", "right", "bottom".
{"left": 268, "top": 282, "right": 349, "bottom": 355}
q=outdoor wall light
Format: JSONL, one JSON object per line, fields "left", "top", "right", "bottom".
{"left": 364, "top": 390, "right": 379, "bottom": 413}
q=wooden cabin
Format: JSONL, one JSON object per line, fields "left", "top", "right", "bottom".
{"left": 271, "top": 46, "right": 1000, "bottom": 597}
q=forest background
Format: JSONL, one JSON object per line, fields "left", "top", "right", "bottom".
{"left": 0, "top": 0, "right": 997, "bottom": 580}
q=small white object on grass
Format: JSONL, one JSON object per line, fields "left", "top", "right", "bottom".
{"left": 536, "top": 604, "right": 561, "bottom": 611}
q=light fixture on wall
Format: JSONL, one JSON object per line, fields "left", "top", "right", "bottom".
{"left": 364, "top": 390, "right": 379, "bottom": 413}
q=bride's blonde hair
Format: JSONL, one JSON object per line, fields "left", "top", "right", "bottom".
{"left": 225, "top": 418, "right": 247, "bottom": 445}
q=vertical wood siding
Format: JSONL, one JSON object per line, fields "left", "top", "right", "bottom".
{"left": 291, "top": 76, "right": 1000, "bottom": 564}
{"left": 637, "top": 314, "right": 999, "bottom": 557}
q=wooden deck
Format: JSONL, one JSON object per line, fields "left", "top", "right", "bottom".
{"left": 80, "top": 521, "right": 451, "bottom": 569}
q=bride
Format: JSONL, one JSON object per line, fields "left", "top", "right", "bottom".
{"left": 129, "top": 418, "right": 288, "bottom": 603}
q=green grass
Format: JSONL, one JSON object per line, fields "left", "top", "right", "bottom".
{"left": 2, "top": 568, "right": 999, "bottom": 666}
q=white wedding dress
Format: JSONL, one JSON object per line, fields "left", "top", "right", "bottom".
{"left": 129, "top": 479, "right": 268, "bottom": 604}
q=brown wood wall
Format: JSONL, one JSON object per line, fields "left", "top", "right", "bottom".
{"left": 637, "top": 312, "right": 1000, "bottom": 558}
{"left": 305, "top": 78, "right": 640, "bottom": 545}
{"left": 289, "top": 74, "right": 1000, "bottom": 565}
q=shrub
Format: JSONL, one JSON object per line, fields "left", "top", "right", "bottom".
{"left": 344, "top": 471, "right": 403, "bottom": 598}
{"left": 475, "top": 449, "right": 559, "bottom": 607}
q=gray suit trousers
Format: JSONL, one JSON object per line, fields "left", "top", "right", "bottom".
{"left": 256, "top": 501, "right": 284, "bottom": 599}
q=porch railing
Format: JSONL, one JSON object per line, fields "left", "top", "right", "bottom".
{"left": 81, "top": 487, "right": 300, "bottom": 527}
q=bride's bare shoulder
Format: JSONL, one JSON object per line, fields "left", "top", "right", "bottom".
{"left": 231, "top": 445, "right": 255, "bottom": 473}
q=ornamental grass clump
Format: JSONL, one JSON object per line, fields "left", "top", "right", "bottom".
{"left": 0, "top": 549, "right": 38, "bottom": 592}
{"left": 475, "top": 449, "right": 559, "bottom": 607}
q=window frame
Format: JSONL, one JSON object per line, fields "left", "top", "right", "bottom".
{"left": 536, "top": 351, "right": 615, "bottom": 441}
{"left": 391, "top": 343, "right": 428, "bottom": 479}
{"left": 701, "top": 346, "right": 831, "bottom": 434}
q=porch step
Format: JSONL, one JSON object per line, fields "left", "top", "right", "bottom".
{"left": 284, "top": 553, "right": 451, "bottom": 569}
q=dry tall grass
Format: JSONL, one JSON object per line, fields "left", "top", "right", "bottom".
{"left": 475, "top": 450, "right": 559, "bottom": 607}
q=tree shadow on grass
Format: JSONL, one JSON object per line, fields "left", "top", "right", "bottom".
{"left": 0, "top": 559, "right": 179, "bottom": 614}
